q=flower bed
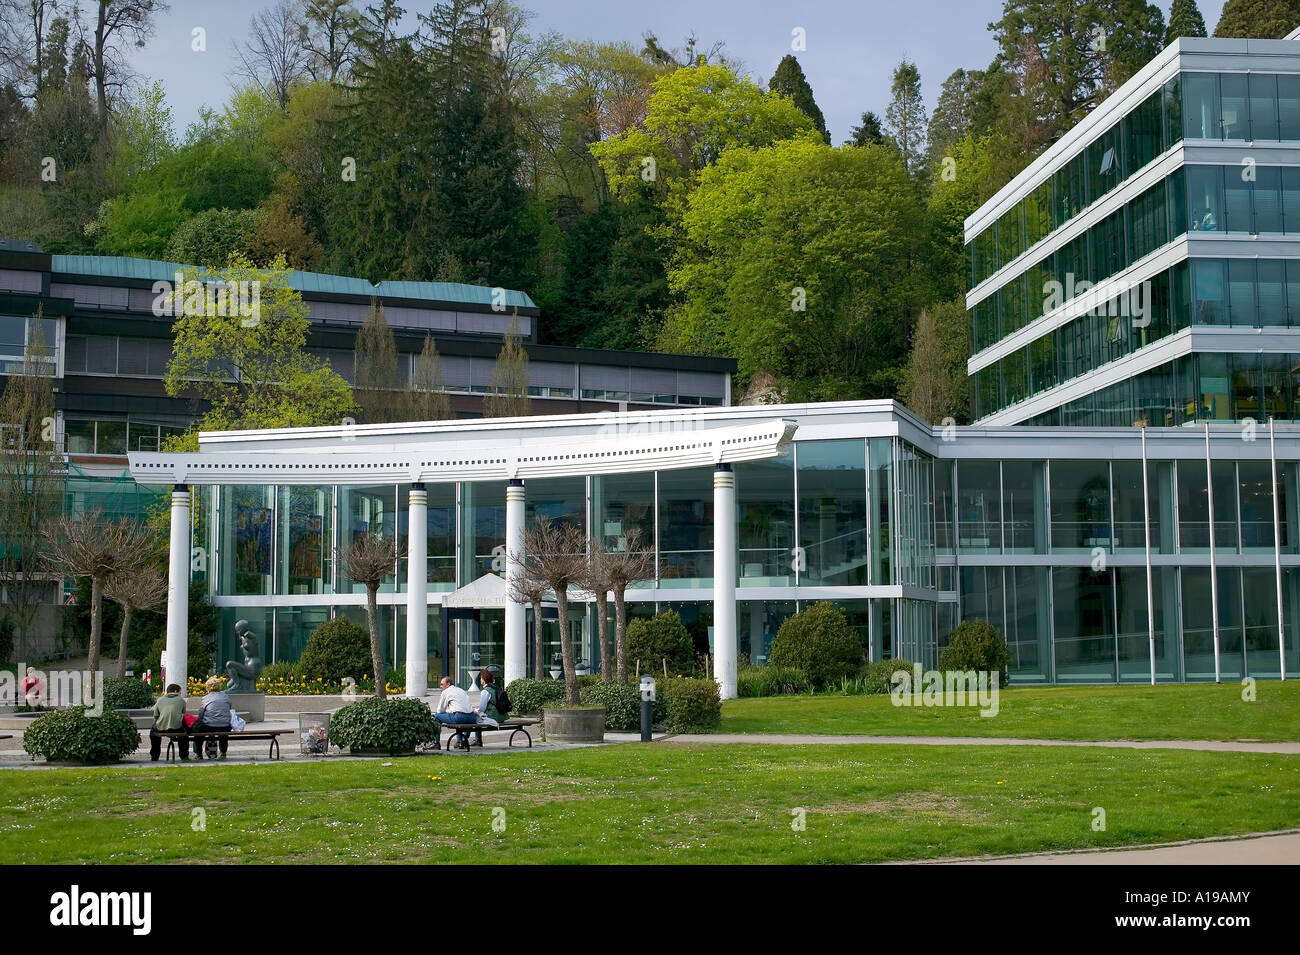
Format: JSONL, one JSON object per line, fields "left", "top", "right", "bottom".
{"left": 180, "top": 675, "right": 405, "bottom": 697}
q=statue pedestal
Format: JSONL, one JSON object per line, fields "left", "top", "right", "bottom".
{"left": 229, "top": 692, "right": 265, "bottom": 723}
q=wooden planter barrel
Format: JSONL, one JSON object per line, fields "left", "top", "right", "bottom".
{"left": 542, "top": 707, "right": 605, "bottom": 743}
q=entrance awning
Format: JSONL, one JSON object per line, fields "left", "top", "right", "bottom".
{"left": 442, "top": 573, "right": 510, "bottom": 610}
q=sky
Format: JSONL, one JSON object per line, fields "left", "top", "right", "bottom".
{"left": 127, "top": 0, "right": 1230, "bottom": 144}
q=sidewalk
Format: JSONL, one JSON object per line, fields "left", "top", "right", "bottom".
{"left": 655, "top": 733, "right": 1300, "bottom": 754}
{"left": 907, "top": 829, "right": 1300, "bottom": 865}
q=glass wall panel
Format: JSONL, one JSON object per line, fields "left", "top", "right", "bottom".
{"left": 1182, "top": 567, "right": 1217, "bottom": 681}
{"left": 272, "top": 605, "right": 330, "bottom": 665}
{"left": 1052, "top": 567, "right": 1115, "bottom": 683}
{"left": 797, "top": 440, "right": 867, "bottom": 585}
{"left": 1005, "top": 566, "right": 1051, "bottom": 683}
{"left": 593, "top": 471, "right": 655, "bottom": 568}
{"left": 935, "top": 460, "right": 955, "bottom": 556}
{"left": 217, "top": 606, "right": 274, "bottom": 677}
{"left": 868, "top": 439, "right": 893, "bottom": 585}
{"left": 277, "top": 486, "right": 332, "bottom": 595}
{"left": 736, "top": 453, "right": 794, "bottom": 585}
{"left": 1115, "top": 567, "right": 1176, "bottom": 682}
{"left": 397, "top": 483, "right": 456, "bottom": 591}
{"left": 1217, "top": 567, "right": 1245, "bottom": 680}
{"left": 221, "top": 485, "right": 274, "bottom": 596}
{"left": 526, "top": 476, "right": 585, "bottom": 532}
{"left": 1176, "top": 459, "right": 1237, "bottom": 551}
{"left": 658, "top": 467, "right": 714, "bottom": 587}
{"left": 1238, "top": 461, "right": 1276, "bottom": 552}
{"left": 1001, "top": 460, "right": 1045, "bottom": 553}
{"left": 339, "top": 484, "right": 397, "bottom": 593}
{"left": 1249, "top": 73, "right": 1279, "bottom": 141}
{"left": 460, "top": 481, "right": 505, "bottom": 583}
{"left": 739, "top": 600, "right": 797, "bottom": 665}
{"left": 1243, "top": 567, "right": 1283, "bottom": 678}
{"left": 959, "top": 566, "right": 1003, "bottom": 634}
{"left": 957, "top": 460, "right": 1001, "bottom": 554}
{"left": 1050, "top": 460, "right": 1111, "bottom": 553}
{"left": 1182, "top": 72, "right": 1218, "bottom": 140}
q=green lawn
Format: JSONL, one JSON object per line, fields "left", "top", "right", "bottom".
{"left": 718, "top": 681, "right": 1300, "bottom": 741}
{"left": 3, "top": 743, "right": 1298, "bottom": 864}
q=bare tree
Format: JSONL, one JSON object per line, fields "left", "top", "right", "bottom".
{"left": 353, "top": 299, "right": 398, "bottom": 423}
{"left": 104, "top": 560, "right": 166, "bottom": 677}
{"left": 341, "top": 532, "right": 398, "bottom": 698}
{"left": 576, "top": 536, "right": 612, "bottom": 682}
{"left": 483, "top": 314, "right": 530, "bottom": 419}
{"left": 88, "top": 0, "right": 169, "bottom": 141}
{"left": 507, "top": 570, "right": 548, "bottom": 680}
{"left": 513, "top": 519, "right": 586, "bottom": 704}
{"left": 302, "top": 0, "right": 358, "bottom": 83}
{"left": 234, "top": 0, "right": 309, "bottom": 109}
{"left": 43, "top": 513, "right": 155, "bottom": 675}
{"left": 400, "top": 334, "right": 451, "bottom": 422}
{"left": 602, "top": 528, "right": 655, "bottom": 682}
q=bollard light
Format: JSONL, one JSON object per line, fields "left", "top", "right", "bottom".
{"left": 639, "top": 675, "right": 656, "bottom": 743}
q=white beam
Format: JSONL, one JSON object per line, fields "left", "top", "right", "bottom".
{"left": 405, "top": 484, "right": 428, "bottom": 698}
{"left": 166, "top": 486, "right": 191, "bottom": 694}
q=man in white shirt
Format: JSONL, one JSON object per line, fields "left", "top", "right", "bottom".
{"left": 434, "top": 676, "right": 477, "bottom": 750}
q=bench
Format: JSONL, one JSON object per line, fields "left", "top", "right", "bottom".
{"left": 435, "top": 717, "right": 538, "bottom": 751}
{"left": 159, "top": 729, "right": 293, "bottom": 761}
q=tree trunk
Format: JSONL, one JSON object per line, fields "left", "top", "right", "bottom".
{"left": 366, "top": 585, "right": 386, "bottom": 699}
{"left": 88, "top": 575, "right": 103, "bottom": 676}
{"left": 116, "top": 605, "right": 132, "bottom": 678}
{"left": 531, "top": 598, "right": 544, "bottom": 679}
{"left": 595, "top": 591, "right": 611, "bottom": 681}
{"left": 614, "top": 589, "right": 628, "bottom": 683}
{"left": 555, "top": 591, "right": 578, "bottom": 705}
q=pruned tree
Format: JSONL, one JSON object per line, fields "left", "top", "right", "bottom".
{"left": 601, "top": 528, "right": 655, "bottom": 682}
{"left": 513, "top": 518, "right": 586, "bottom": 704}
{"left": 507, "top": 569, "right": 549, "bottom": 680}
{"left": 400, "top": 334, "right": 452, "bottom": 422}
{"left": 483, "top": 314, "right": 530, "bottom": 418}
{"left": 576, "top": 536, "right": 612, "bottom": 682}
{"left": 104, "top": 559, "right": 166, "bottom": 677}
{"left": 234, "top": 0, "right": 310, "bottom": 109}
{"left": 43, "top": 513, "right": 154, "bottom": 675}
{"left": 341, "top": 531, "right": 399, "bottom": 699}
{"left": 0, "top": 322, "right": 63, "bottom": 660}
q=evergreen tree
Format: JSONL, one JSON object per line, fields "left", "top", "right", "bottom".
{"left": 926, "top": 69, "right": 981, "bottom": 172}
{"left": 768, "top": 54, "right": 829, "bottom": 142}
{"left": 402, "top": 335, "right": 452, "bottom": 421}
{"left": 1166, "top": 0, "right": 1208, "bottom": 42}
{"left": 885, "top": 59, "right": 927, "bottom": 177}
{"left": 847, "top": 110, "right": 887, "bottom": 146}
{"left": 483, "top": 315, "right": 531, "bottom": 417}
{"left": 353, "top": 299, "right": 398, "bottom": 423}
{"left": 1214, "top": 0, "right": 1300, "bottom": 38}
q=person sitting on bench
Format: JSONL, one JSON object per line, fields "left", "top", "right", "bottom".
{"left": 434, "top": 676, "right": 477, "bottom": 749}
{"left": 191, "top": 676, "right": 232, "bottom": 760}
{"left": 470, "top": 668, "right": 506, "bottom": 748}
{"left": 150, "top": 683, "right": 188, "bottom": 761}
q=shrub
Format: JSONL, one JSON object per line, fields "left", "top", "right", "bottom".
{"left": 768, "top": 602, "right": 864, "bottom": 688}
{"left": 939, "top": 619, "right": 1010, "bottom": 686}
{"left": 101, "top": 677, "right": 154, "bottom": 710}
{"left": 506, "top": 678, "right": 566, "bottom": 715}
{"left": 579, "top": 681, "right": 643, "bottom": 731}
{"left": 258, "top": 660, "right": 297, "bottom": 684}
{"left": 861, "top": 658, "right": 916, "bottom": 694}
{"left": 23, "top": 706, "right": 140, "bottom": 763}
{"left": 297, "top": 616, "right": 372, "bottom": 683}
{"left": 329, "top": 696, "right": 439, "bottom": 754}
{"left": 662, "top": 677, "right": 721, "bottom": 733}
{"left": 576, "top": 673, "right": 602, "bottom": 688}
{"left": 627, "top": 611, "right": 694, "bottom": 676}
{"left": 737, "top": 665, "right": 812, "bottom": 697}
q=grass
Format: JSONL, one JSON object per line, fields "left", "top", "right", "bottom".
{"left": 719, "top": 681, "right": 1300, "bottom": 741}
{"left": 2, "top": 743, "right": 1298, "bottom": 864}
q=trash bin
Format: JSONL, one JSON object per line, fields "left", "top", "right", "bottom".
{"left": 300, "top": 712, "right": 330, "bottom": 755}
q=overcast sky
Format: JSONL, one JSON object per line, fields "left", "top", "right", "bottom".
{"left": 128, "top": 0, "right": 1229, "bottom": 144}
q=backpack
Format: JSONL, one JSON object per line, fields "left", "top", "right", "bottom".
{"left": 494, "top": 684, "right": 512, "bottom": 716}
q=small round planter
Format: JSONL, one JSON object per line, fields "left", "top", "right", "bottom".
{"left": 542, "top": 707, "right": 605, "bottom": 743}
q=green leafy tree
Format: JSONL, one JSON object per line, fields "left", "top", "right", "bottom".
{"left": 903, "top": 298, "right": 971, "bottom": 425}
{"left": 927, "top": 133, "right": 999, "bottom": 301}
{"left": 1214, "top": 0, "right": 1300, "bottom": 37}
{"left": 162, "top": 256, "right": 354, "bottom": 443}
{"left": 1166, "top": 0, "right": 1208, "bottom": 41}
{"left": 483, "top": 315, "right": 531, "bottom": 418}
{"left": 847, "top": 110, "right": 887, "bottom": 146}
{"left": 768, "top": 54, "right": 828, "bottom": 142}
{"left": 353, "top": 300, "right": 399, "bottom": 423}
{"left": 167, "top": 207, "right": 259, "bottom": 267}
{"left": 885, "top": 59, "right": 927, "bottom": 178}
{"left": 626, "top": 610, "right": 694, "bottom": 676}
{"left": 940, "top": 618, "right": 1011, "bottom": 686}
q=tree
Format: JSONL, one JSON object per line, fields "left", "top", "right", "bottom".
{"left": 341, "top": 532, "right": 398, "bottom": 698}
{"left": 235, "top": 0, "right": 310, "bottom": 110}
{"left": 0, "top": 323, "right": 63, "bottom": 660}
{"left": 514, "top": 518, "right": 587, "bottom": 704}
{"left": 483, "top": 315, "right": 531, "bottom": 418}
{"left": 43, "top": 513, "right": 154, "bottom": 675}
{"left": 162, "top": 256, "right": 354, "bottom": 442}
{"left": 885, "top": 59, "right": 927, "bottom": 178}
{"left": 302, "top": 0, "right": 359, "bottom": 83}
{"left": 1166, "top": 0, "right": 1208, "bottom": 42}
{"left": 926, "top": 69, "right": 981, "bottom": 173}
{"left": 847, "top": 110, "right": 887, "bottom": 147}
{"left": 903, "top": 299, "right": 971, "bottom": 425}
{"left": 353, "top": 299, "right": 399, "bottom": 423}
{"left": 104, "top": 560, "right": 166, "bottom": 677}
{"left": 401, "top": 334, "right": 452, "bottom": 421}
{"left": 600, "top": 528, "right": 655, "bottom": 682}
{"left": 1214, "top": 0, "right": 1300, "bottom": 38}
{"left": 507, "top": 570, "right": 549, "bottom": 679}
{"left": 768, "top": 54, "right": 828, "bottom": 142}
{"left": 626, "top": 610, "right": 693, "bottom": 676}
{"left": 576, "top": 537, "right": 612, "bottom": 681}
{"left": 88, "top": 0, "right": 170, "bottom": 142}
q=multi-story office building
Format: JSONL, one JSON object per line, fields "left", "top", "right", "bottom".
{"left": 967, "top": 37, "right": 1300, "bottom": 428}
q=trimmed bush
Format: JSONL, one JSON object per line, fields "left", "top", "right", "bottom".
{"left": 768, "top": 602, "right": 864, "bottom": 688}
{"left": 258, "top": 660, "right": 297, "bottom": 684}
{"left": 627, "top": 611, "right": 694, "bottom": 676}
{"left": 579, "top": 681, "right": 642, "bottom": 731}
{"left": 506, "top": 678, "right": 566, "bottom": 715}
{"left": 297, "top": 616, "right": 372, "bottom": 683}
{"left": 101, "top": 677, "right": 154, "bottom": 710}
{"left": 861, "top": 658, "right": 916, "bottom": 694}
{"left": 576, "top": 673, "right": 602, "bottom": 688}
{"left": 662, "top": 677, "right": 721, "bottom": 733}
{"left": 23, "top": 706, "right": 140, "bottom": 763}
{"left": 939, "top": 619, "right": 1010, "bottom": 686}
{"left": 329, "top": 696, "right": 439, "bottom": 754}
{"left": 737, "top": 665, "right": 812, "bottom": 697}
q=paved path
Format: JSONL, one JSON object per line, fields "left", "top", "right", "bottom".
{"left": 908, "top": 829, "right": 1300, "bottom": 865}
{"left": 656, "top": 733, "right": 1300, "bottom": 754}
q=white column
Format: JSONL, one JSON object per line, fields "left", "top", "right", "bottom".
{"left": 1271, "top": 421, "right": 1287, "bottom": 681}
{"left": 166, "top": 485, "right": 191, "bottom": 694}
{"left": 405, "top": 484, "right": 428, "bottom": 698}
{"left": 713, "top": 464, "right": 737, "bottom": 699}
{"left": 504, "top": 479, "right": 526, "bottom": 686}
{"left": 1206, "top": 423, "right": 1222, "bottom": 682}
{"left": 1142, "top": 429, "right": 1156, "bottom": 685}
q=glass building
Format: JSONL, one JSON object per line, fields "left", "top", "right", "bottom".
{"left": 967, "top": 37, "right": 1300, "bottom": 428}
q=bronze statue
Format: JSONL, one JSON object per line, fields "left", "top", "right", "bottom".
{"left": 224, "top": 620, "right": 263, "bottom": 694}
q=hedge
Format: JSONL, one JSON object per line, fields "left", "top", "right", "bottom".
{"left": 662, "top": 677, "right": 721, "bottom": 733}
{"left": 100, "top": 676, "right": 155, "bottom": 710}
{"left": 23, "top": 706, "right": 140, "bottom": 763}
